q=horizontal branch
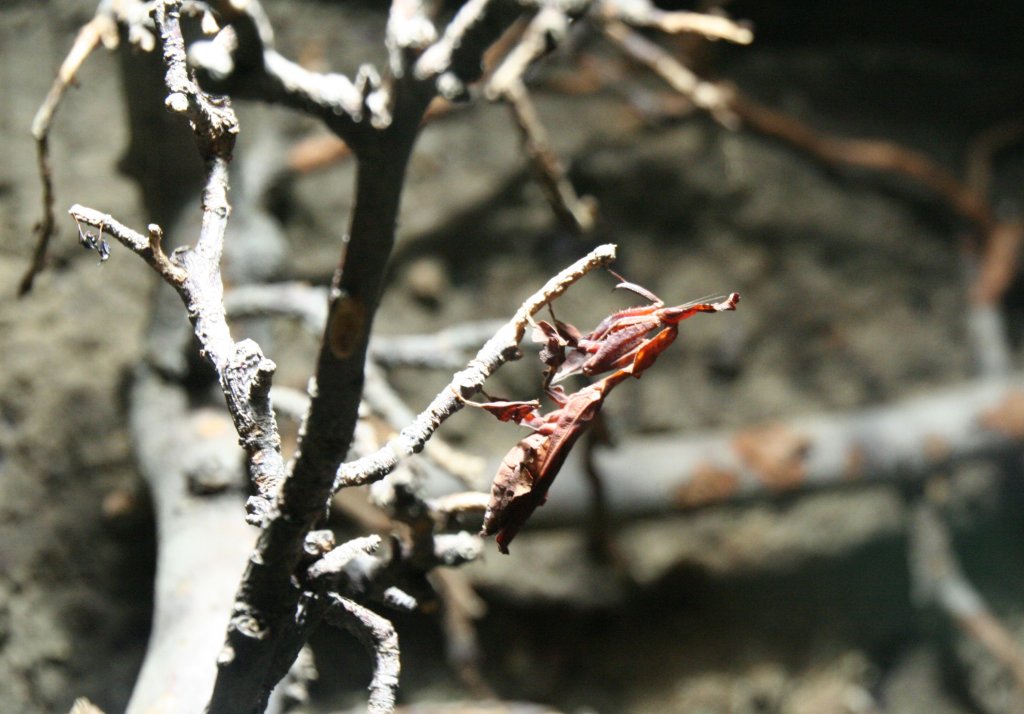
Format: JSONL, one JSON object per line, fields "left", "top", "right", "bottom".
{"left": 599, "top": 0, "right": 753, "bottom": 44}
{"left": 426, "top": 373, "right": 1024, "bottom": 522}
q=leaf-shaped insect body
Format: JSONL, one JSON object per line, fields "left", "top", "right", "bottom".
{"left": 473, "top": 284, "right": 740, "bottom": 553}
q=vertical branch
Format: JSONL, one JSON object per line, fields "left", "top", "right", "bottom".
{"left": 325, "top": 595, "right": 401, "bottom": 714}
{"left": 20, "top": 11, "right": 118, "bottom": 295}
{"left": 208, "top": 35, "right": 437, "bottom": 714}
{"left": 150, "top": 0, "right": 287, "bottom": 507}
{"left": 909, "top": 498, "right": 1024, "bottom": 701}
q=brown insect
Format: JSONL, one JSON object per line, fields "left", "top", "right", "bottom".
{"left": 549, "top": 283, "right": 741, "bottom": 383}
{"left": 469, "top": 283, "right": 740, "bottom": 553}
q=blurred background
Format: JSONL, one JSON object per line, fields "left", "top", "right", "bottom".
{"left": 3, "top": 1, "right": 1024, "bottom": 712}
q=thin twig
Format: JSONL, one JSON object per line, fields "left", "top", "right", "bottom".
{"left": 224, "top": 281, "right": 329, "bottom": 332}
{"left": 484, "top": 7, "right": 596, "bottom": 234}
{"left": 20, "top": 11, "right": 118, "bottom": 296}
{"left": 431, "top": 568, "right": 493, "bottom": 697}
{"left": 503, "top": 81, "right": 597, "bottom": 234}
{"left": 68, "top": 205, "right": 186, "bottom": 283}
{"left": 324, "top": 595, "right": 401, "bottom": 714}
{"left": 335, "top": 243, "right": 617, "bottom": 490}
{"left": 372, "top": 320, "right": 509, "bottom": 369}
{"left": 602, "top": 19, "right": 737, "bottom": 125}
{"left": 729, "top": 93, "right": 994, "bottom": 233}
{"left": 599, "top": 0, "right": 753, "bottom": 44}
{"left": 909, "top": 495, "right": 1024, "bottom": 700}
{"left": 364, "top": 362, "right": 487, "bottom": 488}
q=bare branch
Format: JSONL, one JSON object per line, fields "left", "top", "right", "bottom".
{"left": 729, "top": 92, "right": 993, "bottom": 233}
{"left": 599, "top": 0, "right": 753, "bottom": 44}
{"left": 431, "top": 568, "right": 492, "bottom": 697}
{"left": 447, "top": 373, "right": 1024, "bottom": 522}
{"left": 68, "top": 3, "right": 286, "bottom": 519}
{"left": 364, "top": 362, "right": 486, "bottom": 487}
{"left": 324, "top": 595, "right": 401, "bottom": 714}
{"left": 372, "top": 320, "right": 508, "bottom": 369}
{"left": 502, "top": 80, "right": 597, "bottom": 233}
{"left": 387, "top": 0, "right": 438, "bottom": 77}
{"left": 225, "top": 281, "right": 328, "bottom": 332}
{"left": 307, "top": 535, "right": 383, "bottom": 587}
{"left": 68, "top": 697, "right": 107, "bottom": 714}
{"left": 601, "top": 19, "right": 737, "bottom": 125}
{"left": 485, "top": 6, "right": 571, "bottom": 99}
{"left": 155, "top": 0, "right": 238, "bottom": 159}
{"left": 68, "top": 205, "right": 187, "bottom": 283}
{"left": 909, "top": 496, "right": 1024, "bottom": 701}
{"left": 480, "top": 6, "right": 597, "bottom": 233}
{"left": 427, "top": 491, "right": 491, "bottom": 517}
{"left": 335, "top": 243, "right": 618, "bottom": 490}
{"left": 20, "top": 10, "right": 118, "bottom": 296}
{"left": 415, "top": 0, "right": 527, "bottom": 98}
{"left": 185, "top": 4, "right": 378, "bottom": 141}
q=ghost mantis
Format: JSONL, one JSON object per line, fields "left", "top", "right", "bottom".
{"left": 467, "top": 282, "right": 740, "bottom": 552}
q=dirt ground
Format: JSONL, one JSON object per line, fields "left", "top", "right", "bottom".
{"left": 3, "top": 2, "right": 1024, "bottom": 713}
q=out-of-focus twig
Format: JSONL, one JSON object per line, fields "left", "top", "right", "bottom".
{"left": 486, "top": 7, "right": 596, "bottom": 234}
{"left": 909, "top": 494, "right": 1024, "bottom": 706}
{"left": 601, "top": 19, "right": 737, "bottom": 126}
{"left": 961, "top": 118, "right": 1024, "bottom": 375}
{"left": 20, "top": 9, "right": 118, "bottom": 296}
{"left": 598, "top": 0, "right": 753, "bottom": 44}
{"left": 435, "top": 373, "right": 1024, "bottom": 522}
{"left": 324, "top": 594, "right": 401, "bottom": 714}
{"left": 430, "top": 568, "right": 492, "bottom": 698}
{"left": 729, "top": 93, "right": 994, "bottom": 233}
{"left": 502, "top": 80, "right": 597, "bottom": 233}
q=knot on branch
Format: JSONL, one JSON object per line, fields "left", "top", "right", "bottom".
{"left": 245, "top": 494, "right": 276, "bottom": 526}
{"left": 230, "top": 339, "right": 276, "bottom": 395}
{"left": 229, "top": 605, "right": 269, "bottom": 641}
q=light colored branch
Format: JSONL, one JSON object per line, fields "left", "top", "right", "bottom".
{"left": 307, "top": 536, "right": 383, "bottom": 586}
{"left": 372, "top": 320, "right": 508, "bottom": 369}
{"left": 335, "top": 243, "right": 618, "bottom": 490}
{"left": 68, "top": 205, "right": 186, "bottom": 284}
{"left": 225, "top": 281, "right": 328, "bottom": 332}
{"left": 501, "top": 80, "right": 597, "bottom": 233}
{"left": 150, "top": 0, "right": 287, "bottom": 514}
{"left": 434, "top": 373, "right": 1024, "bottom": 522}
{"left": 387, "top": 0, "right": 438, "bottom": 77}
{"left": 483, "top": 7, "right": 596, "bottom": 234}
{"left": 364, "top": 362, "right": 487, "bottom": 488}
{"left": 125, "top": 371, "right": 258, "bottom": 714}
{"left": 430, "top": 568, "right": 492, "bottom": 697}
{"left": 599, "top": 0, "right": 753, "bottom": 44}
{"left": 20, "top": 8, "right": 120, "bottom": 296}
{"left": 188, "top": 1, "right": 377, "bottom": 143}
{"left": 909, "top": 497, "right": 1024, "bottom": 703}
{"left": 485, "top": 6, "right": 570, "bottom": 99}
{"left": 601, "top": 19, "right": 737, "bottom": 125}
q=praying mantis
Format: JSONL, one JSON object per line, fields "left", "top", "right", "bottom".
{"left": 468, "top": 281, "right": 740, "bottom": 553}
